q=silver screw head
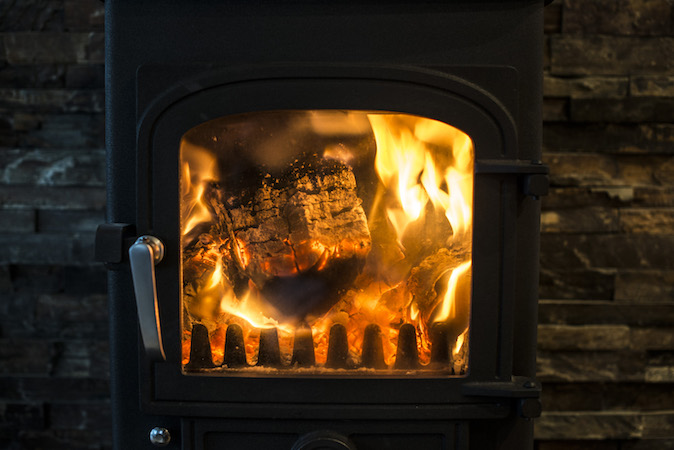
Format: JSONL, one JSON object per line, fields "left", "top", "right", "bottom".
{"left": 149, "top": 427, "right": 171, "bottom": 446}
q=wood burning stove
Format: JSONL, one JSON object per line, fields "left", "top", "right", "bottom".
{"left": 96, "top": 1, "right": 549, "bottom": 449}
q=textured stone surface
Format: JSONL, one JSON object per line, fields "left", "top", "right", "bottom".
{"left": 0, "top": 149, "right": 105, "bottom": 186}
{"left": 614, "top": 270, "right": 674, "bottom": 302}
{"left": 540, "top": 234, "right": 674, "bottom": 270}
{"left": 0, "top": 88, "right": 104, "bottom": 112}
{"left": 544, "top": 124, "right": 674, "bottom": 155}
{"left": 541, "top": 207, "right": 619, "bottom": 233}
{"left": 645, "top": 366, "right": 674, "bottom": 383}
{"left": 643, "top": 413, "right": 674, "bottom": 439}
{"left": 633, "top": 186, "right": 674, "bottom": 207}
{"left": 550, "top": 36, "right": 674, "bottom": 75}
{"left": 546, "top": 153, "right": 674, "bottom": 187}
{"left": 562, "top": 0, "right": 674, "bottom": 36}
{"left": 571, "top": 97, "right": 674, "bottom": 123}
{"left": 631, "top": 328, "right": 674, "bottom": 351}
{"left": 64, "top": 0, "right": 104, "bottom": 31}
{"left": 3, "top": 32, "right": 103, "bottom": 64}
{"left": 541, "top": 382, "right": 674, "bottom": 412}
{"left": 631, "top": 76, "right": 674, "bottom": 97}
{"left": 12, "top": 114, "right": 106, "bottom": 148}
{"left": 37, "top": 209, "right": 104, "bottom": 232}
{"left": 539, "top": 301, "right": 674, "bottom": 326}
{"left": 0, "top": 403, "right": 46, "bottom": 431}
{"left": 0, "top": 377, "right": 109, "bottom": 402}
{"left": 529, "top": 1, "right": 672, "bottom": 446}
{"left": 537, "top": 351, "right": 647, "bottom": 382}
{"left": 544, "top": 2, "right": 561, "bottom": 33}
{"left": 0, "top": 186, "right": 105, "bottom": 209}
{"left": 622, "top": 440, "right": 674, "bottom": 450}
{"left": 0, "top": 232, "right": 95, "bottom": 265}
{"left": 539, "top": 268, "right": 615, "bottom": 300}
{"left": 544, "top": 75, "right": 628, "bottom": 98}
{"left": 0, "top": 208, "right": 35, "bottom": 232}
{"left": 49, "top": 403, "right": 111, "bottom": 431}
{"left": 619, "top": 208, "right": 674, "bottom": 234}
{"left": 535, "top": 412, "right": 644, "bottom": 440}
{"left": 537, "top": 442, "right": 619, "bottom": 450}
{"left": 538, "top": 325, "right": 631, "bottom": 351}
{"left": 0, "top": 340, "right": 54, "bottom": 375}
{"left": 0, "top": 0, "right": 63, "bottom": 32}
{"left": 543, "top": 97, "right": 568, "bottom": 121}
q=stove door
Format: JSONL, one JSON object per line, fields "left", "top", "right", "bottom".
{"left": 133, "top": 64, "right": 531, "bottom": 411}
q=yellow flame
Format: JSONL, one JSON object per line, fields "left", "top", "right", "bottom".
{"left": 454, "top": 327, "right": 468, "bottom": 356}
{"left": 207, "top": 258, "right": 223, "bottom": 289}
{"left": 434, "top": 261, "right": 472, "bottom": 324}
{"left": 181, "top": 142, "right": 219, "bottom": 236}
{"left": 368, "top": 113, "right": 474, "bottom": 242}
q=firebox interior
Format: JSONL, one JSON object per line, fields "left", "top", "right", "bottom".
{"left": 179, "top": 110, "right": 474, "bottom": 376}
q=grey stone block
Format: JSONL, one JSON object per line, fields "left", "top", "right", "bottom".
{"left": 0, "top": 149, "right": 105, "bottom": 187}
{"left": 562, "top": 0, "right": 673, "bottom": 36}
{"left": 541, "top": 234, "right": 674, "bottom": 270}
{"left": 550, "top": 36, "right": 674, "bottom": 76}
{"left": 0, "top": 0, "right": 63, "bottom": 32}
{"left": 3, "top": 32, "right": 103, "bottom": 64}
{"left": 0, "top": 208, "right": 35, "bottom": 232}
{"left": 0, "top": 186, "right": 106, "bottom": 209}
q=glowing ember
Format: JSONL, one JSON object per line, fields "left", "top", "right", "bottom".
{"left": 180, "top": 110, "right": 473, "bottom": 373}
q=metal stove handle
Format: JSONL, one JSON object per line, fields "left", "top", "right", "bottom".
{"left": 129, "top": 235, "right": 166, "bottom": 361}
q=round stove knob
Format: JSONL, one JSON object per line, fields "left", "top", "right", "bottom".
{"left": 291, "top": 430, "right": 357, "bottom": 450}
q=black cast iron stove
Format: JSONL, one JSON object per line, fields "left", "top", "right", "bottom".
{"left": 96, "top": 1, "right": 549, "bottom": 449}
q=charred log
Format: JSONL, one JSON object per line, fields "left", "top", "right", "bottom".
{"left": 206, "top": 157, "right": 372, "bottom": 321}
{"left": 407, "top": 246, "right": 471, "bottom": 321}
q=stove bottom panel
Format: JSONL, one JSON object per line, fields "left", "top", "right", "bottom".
{"left": 184, "top": 418, "right": 468, "bottom": 450}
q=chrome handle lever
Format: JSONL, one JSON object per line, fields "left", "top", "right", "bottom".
{"left": 129, "top": 235, "right": 166, "bottom": 361}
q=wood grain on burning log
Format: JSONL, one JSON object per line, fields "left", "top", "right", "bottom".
{"left": 406, "top": 245, "right": 471, "bottom": 315}
{"left": 205, "top": 156, "right": 372, "bottom": 320}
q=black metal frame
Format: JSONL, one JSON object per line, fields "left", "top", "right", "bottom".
{"left": 103, "top": 1, "right": 546, "bottom": 448}
{"left": 138, "top": 64, "right": 518, "bottom": 407}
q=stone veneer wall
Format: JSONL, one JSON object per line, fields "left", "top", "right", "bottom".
{"left": 0, "top": 0, "right": 109, "bottom": 449}
{"left": 536, "top": 1, "right": 674, "bottom": 448}
{"left": 0, "top": 0, "right": 672, "bottom": 449}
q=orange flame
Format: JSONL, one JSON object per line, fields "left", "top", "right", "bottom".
{"left": 434, "top": 261, "right": 472, "bottom": 324}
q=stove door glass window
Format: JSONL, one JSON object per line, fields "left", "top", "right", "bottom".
{"left": 180, "top": 110, "right": 473, "bottom": 376}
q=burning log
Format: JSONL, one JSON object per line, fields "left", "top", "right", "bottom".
{"left": 206, "top": 156, "right": 372, "bottom": 321}
{"left": 407, "top": 247, "right": 470, "bottom": 314}
{"left": 393, "top": 323, "right": 419, "bottom": 370}
{"left": 223, "top": 324, "right": 247, "bottom": 368}
{"left": 185, "top": 323, "right": 216, "bottom": 370}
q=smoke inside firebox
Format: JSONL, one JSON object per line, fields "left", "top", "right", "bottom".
{"left": 180, "top": 110, "right": 473, "bottom": 375}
